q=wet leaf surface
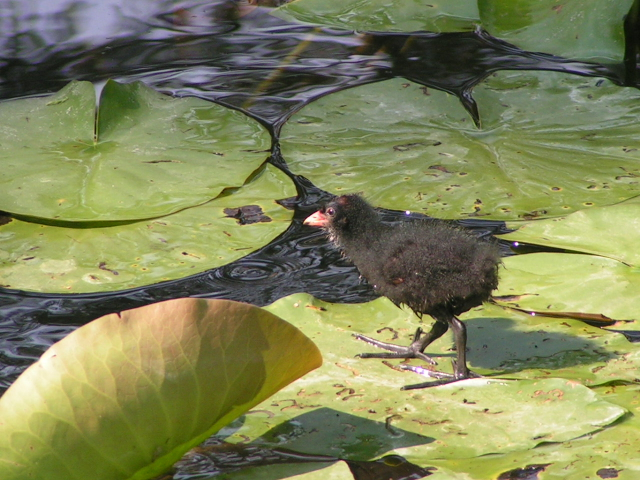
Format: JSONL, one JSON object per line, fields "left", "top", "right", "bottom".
{"left": 0, "top": 164, "right": 294, "bottom": 293}
{"left": 273, "top": 0, "right": 481, "bottom": 32}
{"left": 431, "top": 383, "right": 640, "bottom": 479}
{"left": 282, "top": 74, "right": 640, "bottom": 221}
{"left": 495, "top": 253, "right": 640, "bottom": 325}
{"left": 0, "top": 80, "right": 269, "bottom": 222}
{"left": 479, "top": 0, "right": 632, "bottom": 62}
{"left": 499, "top": 199, "right": 640, "bottom": 265}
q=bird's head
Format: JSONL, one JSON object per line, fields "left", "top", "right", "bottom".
{"left": 303, "top": 194, "right": 379, "bottom": 243}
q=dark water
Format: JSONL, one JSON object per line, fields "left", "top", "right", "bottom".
{"left": 0, "top": 0, "right": 638, "bottom": 393}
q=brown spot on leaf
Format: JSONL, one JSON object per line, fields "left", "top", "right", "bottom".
{"left": 393, "top": 142, "right": 424, "bottom": 152}
{"left": 428, "top": 164, "right": 452, "bottom": 173}
{"left": 99, "top": 262, "right": 119, "bottom": 276}
{"left": 305, "top": 305, "right": 327, "bottom": 312}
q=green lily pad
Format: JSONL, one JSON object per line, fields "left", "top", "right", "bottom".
{"left": 273, "top": 0, "right": 630, "bottom": 63}
{"left": 466, "top": 303, "right": 640, "bottom": 386}
{"left": 0, "top": 164, "right": 295, "bottom": 293}
{"left": 168, "top": 292, "right": 637, "bottom": 479}
{"left": 0, "top": 80, "right": 269, "bottom": 222}
{"left": 499, "top": 199, "right": 640, "bottom": 265}
{"left": 0, "top": 298, "right": 322, "bottom": 480}
{"left": 205, "top": 294, "right": 627, "bottom": 465}
{"left": 495, "top": 252, "right": 640, "bottom": 321}
{"left": 430, "top": 384, "right": 640, "bottom": 478}
{"left": 282, "top": 74, "right": 640, "bottom": 220}
{"left": 479, "top": 0, "right": 632, "bottom": 62}
{"left": 273, "top": 0, "right": 480, "bottom": 32}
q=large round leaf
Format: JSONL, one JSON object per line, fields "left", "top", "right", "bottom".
{"left": 499, "top": 199, "right": 640, "bottom": 266}
{"left": 428, "top": 384, "right": 640, "bottom": 479}
{"left": 0, "top": 80, "right": 269, "bottom": 222}
{"left": 0, "top": 298, "right": 322, "bottom": 480}
{"left": 479, "top": 0, "right": 632, "bottom": 62}
{"left": 281, "top": 74, "right": 640, "bottom": 220}
{"left": 273, "top": 0, "right": 480, "bottom": 32}
{"left": 0, "top": 164, "right": 294, "bottom": 293}
{"left": 273, "top": 0, "right": 629, "bottom": 62}
{"left": 495, "top": 252, "right": 640, "bottom": 321}
{"left": 205, "top": 294, "right": 626, "bottom": 464}
{"left": 167, "top": 292, "right": 636, "bottom": 478}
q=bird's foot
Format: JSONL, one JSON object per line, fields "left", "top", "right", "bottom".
{"left": 397, "top": 362, "right": 481, "bottom": 389}
{"left": 353, "top": 332, "right": 437, "bottom": 365}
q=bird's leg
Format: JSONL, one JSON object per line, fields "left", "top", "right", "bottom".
{"left": 353, "top": 319, "right": 449, "bottom": 365}
{"left": 449, "top": 315, "right": 480, "bottom": 380}
{"left": 399, "top": 315, "right": 480, "bottom": 389}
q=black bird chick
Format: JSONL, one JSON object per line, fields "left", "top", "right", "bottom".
{"left": 304, "top": 194, "right": 501, "bottom": 388}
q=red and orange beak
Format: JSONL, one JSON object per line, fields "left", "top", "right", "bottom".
{"left": 303, "top": 210, "right": 329, "bottom": 227}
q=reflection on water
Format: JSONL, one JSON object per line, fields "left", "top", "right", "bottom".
{"left": 0, "top": 0, "right": 625, "bottom": 129}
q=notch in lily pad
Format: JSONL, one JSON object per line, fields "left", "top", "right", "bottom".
{"left": 0, "top": 80, "right": 269, "bottom": 223}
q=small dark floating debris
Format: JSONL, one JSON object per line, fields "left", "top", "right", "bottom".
{"left": 493, "top": 302, "right": 620, "bottom": 328}
{"left": 224, "top": 205, "right": 272, "bottom": 225}
{"left": 142, "top": 159, "right": 181, "bottom": 164}
{"left": 597, "top": 467, "right": 621, "bottom": 479}
{"left": 497, "top": 463, "right": 551, "bottom": 480}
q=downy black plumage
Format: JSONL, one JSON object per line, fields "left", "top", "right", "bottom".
{"left": 304, "top": 194, "right": 501, "bottom": 388}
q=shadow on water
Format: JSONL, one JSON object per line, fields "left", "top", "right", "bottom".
{"left": 0, "top": 1, "right": 630, "bottom": 131}
{"left": 1, "top": 0, "right": 640, "bottom": 388}
{"left": 162, "top": 408, "right": 435, "bottom": 479}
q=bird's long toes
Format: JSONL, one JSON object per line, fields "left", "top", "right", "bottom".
{"left": 450, "top": 359, "right": 481, "bottom": 380}
{"left": 401, "top": 380, "right": 451, "bottom": 390}
{"left": 352, "top": 333, "right": 410, "bottom": 353}
{"left": 414, "top": 352, "right": 438, "bottom": 365}
{"left": 398, "top": 364, "right": 455, "bottom": 389}
{"left": 398, "top": 363, "right": 452, "bottom": 378}
{"left": 353, "top": 334, "right": 441, "bottom": 365}
{"left": 398, "top": 363, "right": 485, "bottom": 389}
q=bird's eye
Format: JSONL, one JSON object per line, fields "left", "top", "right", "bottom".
{"left": 325, "top": 207, "right": 336, "bottom": 216}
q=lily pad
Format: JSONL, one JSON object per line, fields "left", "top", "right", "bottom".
{"left": 495, "top": 252, "right": 640, "bottom": 321}
{"left": 208, "top": 294, "right": 626, "bottom": 465}
{"left": 0, "top": 80, "right": 269, "bottom": 222}
{"left": 273, "top": 0, "right": 480, "bottom": 32}
{"left": 164, "top": 292, "right": 636, "bottom": 479}
{"left": 466, "top": 303, "right": 640, "bottom": 386}
{"left": 479, "top": 0, "right": 632, "bottom": 62}
{"left": 0, "top": 298, "right": 322, "bottom": 480}
{"left": 0, "top": 164, "right": 294, "bottom": 293}
{"left": 499, "top": 199, "right": 640, "bottom": 265}
{"left": 281, "top": 74, "right": 640, "bottom": 220}
{"left": 273, "top": 0, "right": 630, "bottom": 63}
{"left": 430, "top": 384, "right": 640, "bottom": 478}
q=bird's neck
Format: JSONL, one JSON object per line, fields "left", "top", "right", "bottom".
{"left": 332, "top": 209, "right": 384, "bottom": 247}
